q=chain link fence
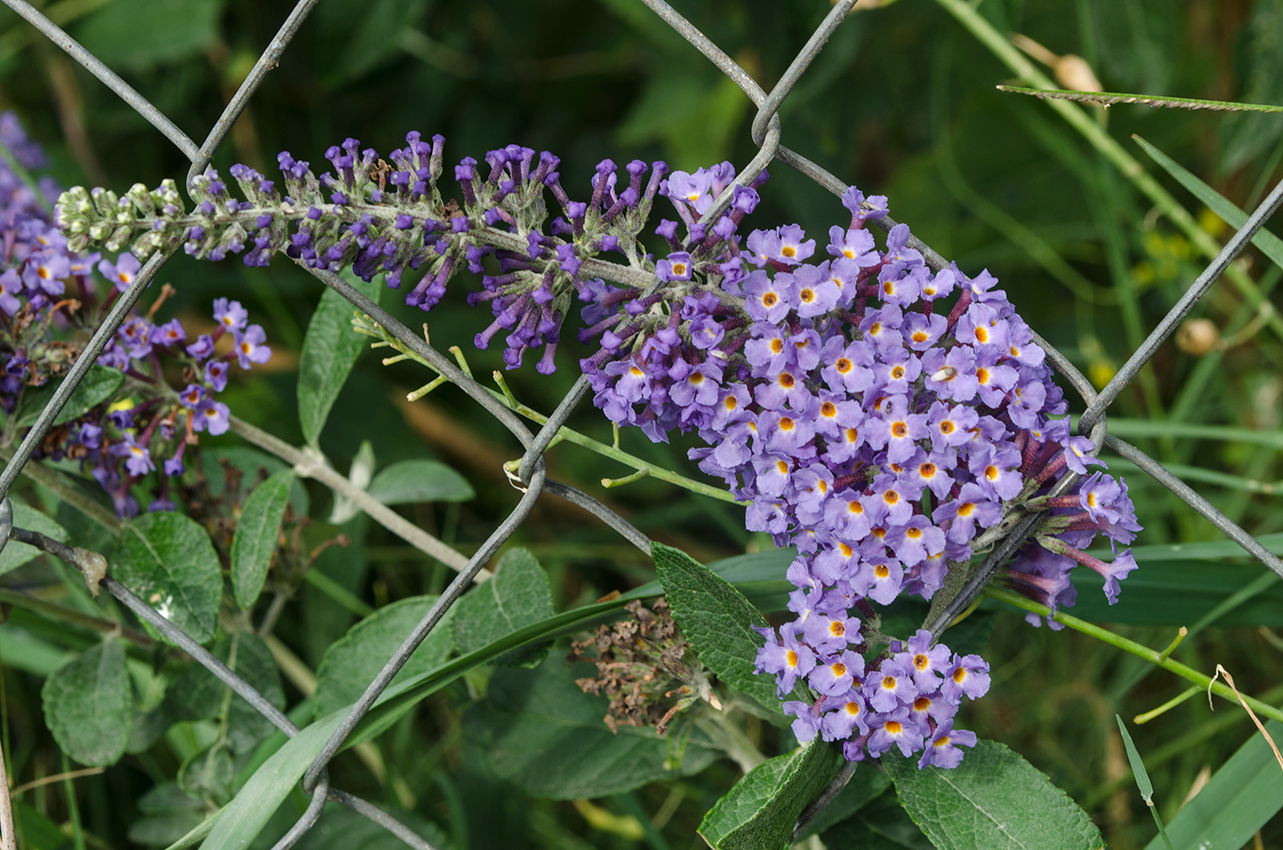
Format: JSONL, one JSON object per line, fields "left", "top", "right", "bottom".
{"left": 1, "top": 1, "right": 1281, "bottom": 848}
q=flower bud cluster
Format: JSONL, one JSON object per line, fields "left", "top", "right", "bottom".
{"left": 55, "top": 134, "right": 676, "bottom": 375}
{"left": 2, "top": 112, "right": 272, "bottom": 517}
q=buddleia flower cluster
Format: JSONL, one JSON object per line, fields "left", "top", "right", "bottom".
{"left": 1, "top": 112, "right": 272, "bottom": 517}
{"left": 54, "top": 131, "right": 1142, "bottom": 767}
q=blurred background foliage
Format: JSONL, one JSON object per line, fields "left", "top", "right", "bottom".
{"left": 1, "top": 0, "right": 1282, "bottom": 847}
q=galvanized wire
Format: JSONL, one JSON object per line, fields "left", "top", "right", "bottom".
{"left": 2, "top": 0, "right": 1282, "bottom": 845}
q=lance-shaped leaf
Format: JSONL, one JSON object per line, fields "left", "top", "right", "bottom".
{"left": 17, "top": 364, "right": 124, "bottom": 427}
{"left": 231, "top": 469, "right": 295, "bottom": 610}
{"left": 652, "top": 542, "right": 781, "bottom": 711}
{"left": 699, "top": 740, "right": 843, "bottom": 850}
{"left": 884, "top": 739, "right": 1105, "bottom": 850}
{"left": 367, "top": 459, "right": 474, "bottom": 505}
{"left": 298, "top": 267, "right": 382, "bottom": 446}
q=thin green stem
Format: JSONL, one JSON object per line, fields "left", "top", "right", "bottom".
{"left": 365, "top": 322, "right": 744, "bottom": 506}
{"left": 985, "top": 586, "right": 1283, "bottom": 724}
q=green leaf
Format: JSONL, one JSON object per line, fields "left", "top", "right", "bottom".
{"left": 41, "top": 638, "right": 132, "bottom": 766}
{"left": 367, "top": 459, "right": 474, "bottom": 505}
{"left": 1132, "top": 136, "right": 1283, "bottom": 270}
{"left": 884, "top": 739, "right": 1105, "bottom": 850}
{"left": 465, "top": 660, "right": 719, "bottom": 799}
{"left": 652, "top": 542, "right": 781, "bottom": 711}
{"left": 1143, "top": 720, "right": 1283, "bottom": 850}
{"left": 161, "top": 633, "right": 285, "bottom": 755}
{"left": 314, "top": 595, "right": 456, "bottom": 718}
{"left": 298, "top": 269, "right": 382, "bottom": 446}
{"left": 698, "top": 740, "right": 843, "bottom": 850}
{"left": 0, "top": 501, "right": 67, "bottom": 576}
{"left": 71, "top": 0, "right": 225, "bottom": 72}
{"left": 1117, "top": 716, "right": 1154, "bottom": 799}
{"left": 452, "top": 547, "right": 554, "bottom": 666}
{"left": 114, "top": 512, "right": 222, "bottom": 645}
{"left": 222, "top": 633, "right": 287, "bottom": 754}
{"left": 179, "top": 744, "right": 236, "bottom": 805}
{"left": 16, "top": 364, "right": 124, "bottom": 427}
{"left": 231, "top": 469, "right": 295, "bottom": 610}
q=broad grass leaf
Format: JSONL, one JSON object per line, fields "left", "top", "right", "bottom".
{"left": 464, "top": 660, "right": 718, "bottom": 799}
{"left": 298, "top": 269, "right": 381, "bottom": 446}
{"left": 1143, "top": 720, "right": 1283, "bottom": 850}
{"left": 231, "top": 469, "right": 295, "bottom": 610}
{"left": 114, "top": 512, "right": 222, "bottom": 645}
{"left": 652, "top": 542, "right": 781, "bottom": 711}
{"left": 698, "top": 740, "right": 843, "bottom": 850}
{"left": 884, "top": 739, "right": 1104, "bottom": 850}
{"left": 41, "top": 637, "right": 131, "bottom": 766}
{"left": 367, "top": 459, "right": 474, "bottom": 505}
{"left": 314, "top": 594, "right": 455, "bottom": 718}
{"left": 452, "top": 547, "right": 553, "bottom": 667}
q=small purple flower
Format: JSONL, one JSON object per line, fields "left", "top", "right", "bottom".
{"left": 205, "top": 360, "right": 229, "bottom": 391}
{"left": 918, "top": 720, "right": 977, "bottom": 769}
{"left": 232, "top": 325, "right": 271, "bottom": 368}
{"left": 783, "top": 700, "right": 824, "bottom": 745}
{"left": 213, "top": 297, "right": 249, "bottom": 332}
{"left": 753, "top": 623, "right": 815, "bottom": 697}
{"left": 111, "top": 433, "right": 155, "bottom": 477}
{"left": 899, "top": 630, "right": 952, "bottom": 692}
{"left": 97, "top": 252, "right": 141, "bottom": 292}
{"left": 941, "top": 654, "right": 991, "bottom": 702}
{"left": 186, "top": 334, "right": 215, "bottom": 359}
{"left": 807, "top": 649, "right": 864, "bottom": 696}
{"left": 865, "top": 658, "right": 918, "bottom": 712}
{"left": 193, "top": 400, "right": 230, "bottom": 435}
{"left": 150, "top": 318, "right": 186, "bottom": 347}
{"left": 866, "top": 707, "right": 925, "bottom": 759}
{"left": 820, "top": 692, "right": 870, "bottom": 741}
